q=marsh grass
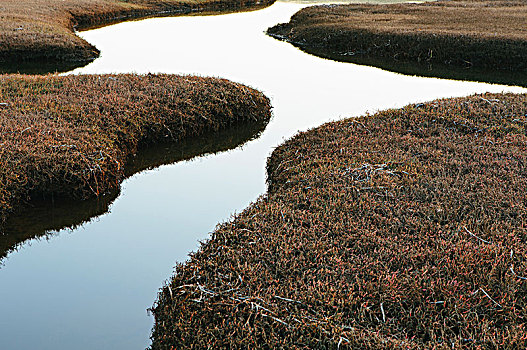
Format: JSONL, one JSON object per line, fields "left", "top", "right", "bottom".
{"left": 267, "top": 0, "right": 527, "bottom": 73}
{"left": 151, "top": 93, "right": 527, "bottom": 349}
{"left": 0, "top": 73, "right": 271, "bottom": 224}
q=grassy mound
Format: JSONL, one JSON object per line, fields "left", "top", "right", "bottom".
{"left": 0, "top": 0, "right": 275, "bottom": 71}
{"left": 267, "top": 0, "right": 527, "bottom": 73}
{"left": 0, "top": 74, "right": 271, "bottom": 222}
{"left": 150, "top": 93, "right": 527, "bottom": 349}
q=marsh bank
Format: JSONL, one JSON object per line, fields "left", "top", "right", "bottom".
{"left": 152, "top": 91, "right": 527, "bottom": 349}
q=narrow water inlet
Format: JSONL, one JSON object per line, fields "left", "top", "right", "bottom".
{"left": 1, "top": 2, "right": 526, "bottom": 350}
{"left": 0, "top": 120, "right": 268, "bottom": 261}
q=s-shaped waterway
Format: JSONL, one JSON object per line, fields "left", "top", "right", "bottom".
{"left": 1, "top": 2, "right": 525, "bottom": 349}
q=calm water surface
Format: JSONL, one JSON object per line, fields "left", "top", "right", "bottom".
{"left": 1, "top": 2, "right": 525, "bottom": 349}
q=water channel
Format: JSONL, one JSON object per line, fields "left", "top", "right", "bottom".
{"left": 1, "top": 1, "right": 525, "bottom": 349}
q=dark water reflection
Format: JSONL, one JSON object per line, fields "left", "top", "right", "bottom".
{"left": 273, "top": 45, "right": 527, "bottom": 88}
{"left": 0, "top": 60, "right": 91, "bottom": 75}
{"left": 1, "top": 120, "right": 267, "bottom": 262}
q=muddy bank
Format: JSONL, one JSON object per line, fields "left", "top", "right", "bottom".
{"left": 267, "top": 0, "right": 527, "bottom": 75}
{"left": 0, "top": 0, "right": 275, "bottom": 72}
{"left": 0, "top": 74, "right": 271, "bottom": 224}
{"left": 150, "top": 92, "right": 527, "bottom": 349}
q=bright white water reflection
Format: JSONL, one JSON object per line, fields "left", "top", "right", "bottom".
{"left": 1, "top": 2, "right": 525, "bottom": 350}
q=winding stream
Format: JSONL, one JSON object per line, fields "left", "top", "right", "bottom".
{"left": 1, "top": 2, "right": 525, "bottom": 349}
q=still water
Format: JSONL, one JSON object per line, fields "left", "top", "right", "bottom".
{"left": 1, "top": 2, "right": 525, "bottom": 349}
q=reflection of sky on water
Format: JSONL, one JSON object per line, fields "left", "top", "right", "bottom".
{"left": 1, "top": 2, "right": 525, "bottom": 350}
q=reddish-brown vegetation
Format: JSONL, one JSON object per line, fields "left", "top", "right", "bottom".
{"left": 150, "top": 93, "right": 527, "bottom": 349}
{"left": 0, "top": 0, "right": 275, "bottom": 70}
{"left": 267, "top": 0, "right": 527, "bottom": 73}
{"left": 0, "top": 74, "right": 271, "bottom": 222}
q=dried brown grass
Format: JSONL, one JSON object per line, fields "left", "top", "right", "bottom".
{"left": 267, "top": 0, "right": 527, "bottom": 72}
{"left": 0, "top": 73, "right": 271, "bottom": 222}
{"left": 0, "top": 0, "right": 275, "bottom": 68}
{"left": 151, "top": 92, "right": 527, "bottom": 349}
